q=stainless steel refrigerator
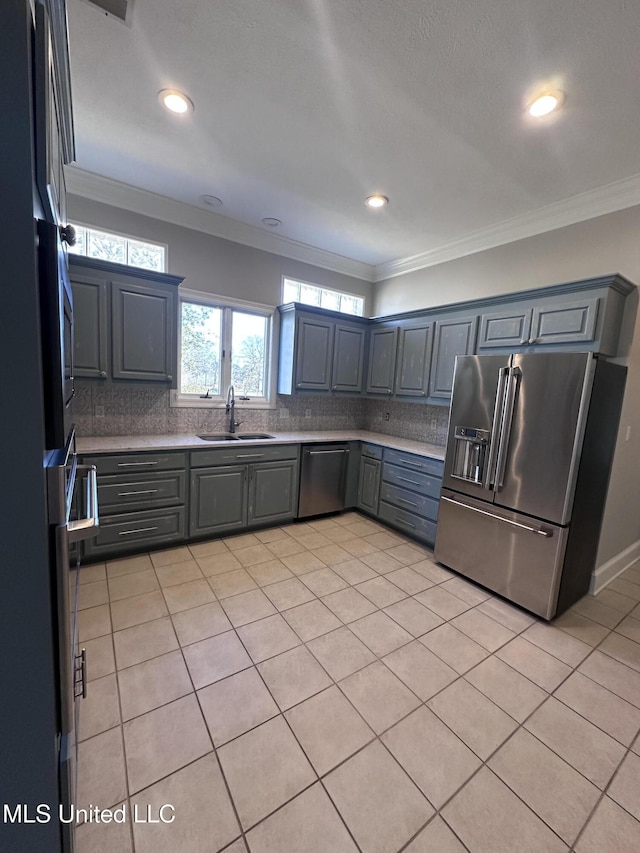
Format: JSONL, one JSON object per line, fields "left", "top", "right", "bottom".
{"left": 434, "top": 351, "right": 626, "bottom": 619}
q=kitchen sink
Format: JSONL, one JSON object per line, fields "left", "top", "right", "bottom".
{"left": 197, "top": 434, "right": 239, "bottom": 441}
{"left": 236, "top": 433, "right": 275, "bottom": 440}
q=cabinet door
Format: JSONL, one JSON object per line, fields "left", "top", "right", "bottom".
{"left": 530, "top": 298, "right": 599, "bottom": 345}
{"left": 429, "top": 316, "right": 478, "bottom": 400}
{"left": 295, "top": 317, "right": 334, "bottom": 390}
{"left": 190, "top": 466, "right": 248, "bottom": 537}
{"left": 478, "top": 308, "right": 532, "bottom": 350}
{"left": 394, "top": 323, "right": 432, "bottom": 397}
{"left": 111, "top": 280, "right": 175, "bottom": 382}
{"left": 71, "top": 274, "right": 109, "bottom": 378}
{"left": 332, "top": 324, "right": 365, "bottom": 392}
{"left": 248, "top": 460, "right": 299, "bottom": 526}
{"left": 357, "top": 456, "right": 381, "bottom": 514}
{"left": 366, "top": 327, "right": 398, "bottom": 394}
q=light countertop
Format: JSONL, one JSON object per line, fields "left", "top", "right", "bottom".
{"left": 76, "top": 430, "right": 446, "bottom": 461}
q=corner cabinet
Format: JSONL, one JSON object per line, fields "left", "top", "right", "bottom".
{"left": 278, "top": 304, "right": 367, "bottom": 395}
{"left": 366, "top": 326, "right": 398, "bottom": 395}
{"left": 394, "top": 322, "right": 433, "bottom": 398}
{"left": 357, "top": 443, "right": 382, "bottom": 514}
{"left": 69, "top": 256, "right": 183, "bottom": 386}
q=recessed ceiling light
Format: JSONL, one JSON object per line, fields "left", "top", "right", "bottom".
{"left": 262, "top": 217, "right": 281, "bottom": 228}
{"left": 200, "top": 194, "right": 223, "bottom": 208}
{"left": 527, "top": 90, "right": 565, "bottom": 117}
{"left": 158, "top": 89, "right": 194, "bottom": 114}
{"left": 365, "top": 194, "right": 389, "bottom": 209}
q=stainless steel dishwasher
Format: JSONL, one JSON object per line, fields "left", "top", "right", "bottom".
{"left": 298, "top": 444, "right": 350, "bottom": 517}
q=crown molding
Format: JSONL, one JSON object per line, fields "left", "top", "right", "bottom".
{"left": 374, "top": 172, "right": 640, "bottom": 282}
{"left": 64, "top": 167, "right": 376, "bottom": 282}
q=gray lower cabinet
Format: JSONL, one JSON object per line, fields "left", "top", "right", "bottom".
{"left": 378, "top": 448, "right": 444, "bottom": 544}
{"left": 248, "top": 460, "right": 299, "bottom": 526}
{"left": 357, "top": 455, "right": 381, "bottom": 514}
{"left": 190, "top": 465, "right": 248, "bottom": 537}
{"left": 83, "top": 506, "right": 186, "bottom": 559}
{"left": 366, "top": 326, "right": 398, "bottom": 395}
{"left": 429, "top": 315, "right": 478, "bottom": 401}
{"left": 394, "top": 322, "right": 433, "bottom": 397}
{"left": 70, "top": 256, "right": 183, "bottom": 386}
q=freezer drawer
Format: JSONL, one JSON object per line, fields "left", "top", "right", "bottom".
{"left": 434, "top": 490, "right": 569, "bottom": 619}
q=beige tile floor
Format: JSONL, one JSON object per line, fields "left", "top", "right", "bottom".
{"left": 73, "top": 511, "right": 640, "bottom": 853}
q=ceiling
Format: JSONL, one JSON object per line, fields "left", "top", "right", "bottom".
{"left": 66, "top": 0, "right": 640, "bottom": 280}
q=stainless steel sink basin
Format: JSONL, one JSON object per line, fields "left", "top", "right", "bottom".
{"left": 197, "top": 434, "right": 239, "bottom": 441}
{"left": 236, "top": 433, "right": 275, "bottom": 440}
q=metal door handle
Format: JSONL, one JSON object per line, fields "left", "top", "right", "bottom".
{"left": 396, "top": 497, "right": 418, "bottom": 507}
{"left": 398, "top": 476, "right": 420, "bottom": 486}
{"left": 237, "top": 453, "right": 265, "bottom": 458}
{"left": 486, "top": 367, "right": 508, "bottom": 488}
{"left": 308, "top": 449, "right": 349, "bottom": 455}
{"left": 117, "top": 461, "right": 159, "bottom": 467}
{"left": 117, "top": 489, "right": 159, "bottom": 497}
{"left": 396, "top": 516, "right": 416, "bottom": 528}
{"left": 67, "top": 466, "right": 100, "bottom": 543}
{"left": 399, "top": 459, "right": 422, "bottom": 467}
{"left": 442, "top": 496, "right": 551, "bottom": 536}
{"left": 118, "top": 526, "right": 159, "bottom": 536}
{"left": 494, "top": 366, "right": 520, "bottom": 490}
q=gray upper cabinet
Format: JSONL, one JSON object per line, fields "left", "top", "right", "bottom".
{"left": 366, "top": 326, "right": 398, "bottom": 394}
{"left": 332, "top": 324, "right": 365, "bottom": 392}
{"left": 295, "top": 316, "right": 334, "bottom": 390}
{"left": 530, "top": 297, "right": 599, "bottom": 346}
{"left": 111, "top": 280, "right": 175, "bottom": 382}
{"left": 429, "top": 315, "right": 478, "bottom": 401}
{"left": 70, "top": 256, "right": 183, "bottom": 386}
{"left": 394, "top": 322, "right": 433, "bottom": 397}
{"left": 72, "top": 272, "right": 109, "bottom": 378}
{"left": 478, "top": 308, "right": 532, "bottom": 349}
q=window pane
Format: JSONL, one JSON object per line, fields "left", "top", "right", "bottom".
{"left": 299, "top": 283, "right": 321, "bottom": 306}
{"left": 87, "top": 229, "right": 126, "bottom": 264}
{"left": 282, "top": 280, "right": 300, "bottom": 303}
{"left": 180, "top": 302, "right": 222, "bottom": 395}
{"left": 127, "top": 239, "right": 165, "bottom": 272}
{"left": 320, "top": 289, "right": 340, "bottom": 311}
{"left": 68, "top": 225, "right": 86, "bottom": 255}
{"left": 339, "top": 294, "right": 363, "bottom": 316}
{"left": 231, "top": 311, "right": 267, "bottom": 397}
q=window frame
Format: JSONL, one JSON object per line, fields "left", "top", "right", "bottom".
{"left": 172, "top": 288, "right": 277, "bottom": 409}
{"left": 282, "top": 276, "right": 365, "bottom": 317}
{"left": 68, "top": 221, "right": 168, "bottom": 273}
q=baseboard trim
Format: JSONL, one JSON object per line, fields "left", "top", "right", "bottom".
{"left": 590, "top": 539, "right": 640, "bottom": 595}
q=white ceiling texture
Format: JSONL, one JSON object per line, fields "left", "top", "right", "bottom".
{"left": 66, "top": 0, "right": 640, "bottom": 280}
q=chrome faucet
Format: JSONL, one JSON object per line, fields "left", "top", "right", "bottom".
{"left": 225, "top": 384, "right": 241, "bottom": 433}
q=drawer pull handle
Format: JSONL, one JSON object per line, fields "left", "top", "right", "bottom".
{"left": 396, "top": 497, "right": 418, "bottom": 507}
{"left": 397, "top": 476, "right": 420, "bottom": 486}
{"left": 117, "top": 461, "right": 159, "bottom": 467}
{"left": 118, "top": 526, "right": 159, "bottom": 536}
{"left": 396, "top": 516, "right": 416, "bottom": 528}
{"left": 400, "top": 459, "right": 422, "bottom": 467}
{"left": 117, "top": 489, "right": 159, "bottom": 497}
{"left": 237, "top": 453, "right": 265, "bottom": 458}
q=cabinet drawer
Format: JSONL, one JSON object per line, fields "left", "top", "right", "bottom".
{"left": 380, "top": 482, "right": 439, "bottom": 521}
{"left": 83, "top": 452, "right": 186, "bottom": 475}
{"left": 382, "top": 463, "right": 442, "bottom": 499}
{"left": 378, "top": 501, "right": 437, "bottom": 544}
{"left": 83, "top": 506, "right": 186, "bottom": 558}
{"left": 361, "top": 442, "right": 383, "bottom": 460}
{"left": 96, "top": 470, "right": 186, "bottom": 511}
{"left": 191, "top": 444, "right": 298, "bottom": 468}
{"left": 383, "top": 449, "right": 444, "bottom": 478}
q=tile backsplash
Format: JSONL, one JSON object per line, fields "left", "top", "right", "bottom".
{"left": 74, "top": 381, "right": 448, "bottom": 446}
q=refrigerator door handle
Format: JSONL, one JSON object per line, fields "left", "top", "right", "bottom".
{"left": 494, "top": 366, "right": 520, "bottom": 491}
{"left": 67, "top": 465, "right": 100, "bottom": 543}
{"left": 485, "top": 367, "right": 509, "bottom": 488}
{"left": 441, "top": 496, "right": 552, "bottom": 537}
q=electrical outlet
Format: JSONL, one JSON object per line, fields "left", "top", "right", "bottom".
{"left": 94, "top": 405, "right": 104, "bottom": 419}
{"left": 626, "top": 425, "right": 632, "bottom": 442}
{"left": 385, "top": 412, "right": 390, "bottom": 421}
{"left": 279, "top": 407, "right": 289, "bottom": 419}
{"left": 305, "top": 409, "right": 311, "bottom": 418}
{"left": 430, "top": 417, "right": 438, "bottom": 430}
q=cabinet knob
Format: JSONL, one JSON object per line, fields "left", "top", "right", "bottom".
{"left": 100, "top": 371, "right": 107, "bottom": 378}
{"left": 520, "top": 338, "right": 528, "bottom": 345}
{"left": 167, "top": 375, "right": 173, "bottom": 381}
{"left": 59, "top": 224, "right": 76, "bottom": 246}
{"left": 387, "top": 389, "right": 393, "bottom": 394}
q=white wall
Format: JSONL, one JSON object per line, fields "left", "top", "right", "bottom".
{"left": 375, "top": 205, "right": 640, "bottom": 570}
{"left": 68, "top": 195, "right": 374, "bottom": 310}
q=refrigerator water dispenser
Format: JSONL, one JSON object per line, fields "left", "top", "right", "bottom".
{"left": 451, "top": 427, "right": 490, "bottom": 484}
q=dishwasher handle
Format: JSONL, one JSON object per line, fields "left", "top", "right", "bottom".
{"left": 306, "top": 448, "right": 350, "bottom": 456}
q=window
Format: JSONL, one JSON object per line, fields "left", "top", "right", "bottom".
{"left": 176, "top": 291, "right": 273, "bottom": 407}
{"left": 68, "top": 223, "right": 166, "bottom": 273}
{"left": 283, "top": 277, "right": 364, "bottom": 316}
